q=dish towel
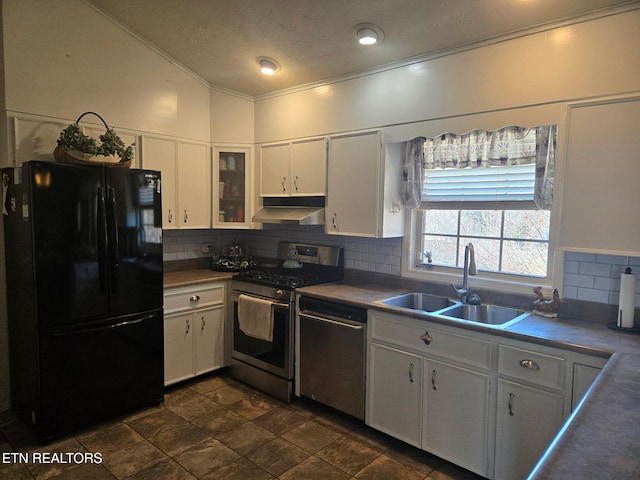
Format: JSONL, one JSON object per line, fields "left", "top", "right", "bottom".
{"left": 238, "top": 294, "right": 274, "bottom": 342}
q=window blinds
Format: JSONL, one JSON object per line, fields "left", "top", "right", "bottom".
{"left": 422, "top": 163, "right": 536, "bottom": 209}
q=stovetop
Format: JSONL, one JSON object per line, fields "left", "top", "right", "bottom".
{"left": 233, "top": 266, "right": 342, "bottom": 289}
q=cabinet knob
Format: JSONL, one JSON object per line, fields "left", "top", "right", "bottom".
{"left": 420, "top": 332, "right": 432, "bottom": 345}
{"left": 519, "top": 359, "right": 540, "bottom": 370}
{"left": 190, "top": 295, "right": 200, "bottom": 302}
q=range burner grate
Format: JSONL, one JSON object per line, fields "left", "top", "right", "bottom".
{"left": 235, "top": 268, "right": 341, "bottom": 288}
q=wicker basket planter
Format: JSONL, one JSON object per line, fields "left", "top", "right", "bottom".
{"left": 54, "top": 112, "right": 133, "bottom": 168}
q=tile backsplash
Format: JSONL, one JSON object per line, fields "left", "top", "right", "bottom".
{"left": 562, "top": 252, "right": 640, "bottom": 306}
{"left": 163, "top": 225, "right": 403, "bottom": 276}
{"left": 163, "top": 228, "right": 639, "bottom": 307}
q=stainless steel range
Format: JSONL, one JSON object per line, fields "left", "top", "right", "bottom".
{"left": 230, "top": 242, "right": 343, "bottom": 401}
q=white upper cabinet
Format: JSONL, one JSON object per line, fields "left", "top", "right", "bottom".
{"left": 177, "top": 141, "right": 210, "bottom": 229}
{"left": 260, "top": 143, "right": 291, "bottom": 196}
{"left": 141, "top": 136, "right": 210, "bottom": 229}
{"left": 260, "top": 138, "right": 326, "bottom": 197}
{"left": 213, "top": 145, "right": 254, "bottom": 229}
{"left": 290, "top": 138, "right": 326, "bottom": 196}
{"left": 558, "top": 97, "right": 640, "bottom": 256}
{"left": 141, "top": 136, "right": 178, "bottom": 229}
{"left": 327, "top": 131, "right": 403, "bottom": 238}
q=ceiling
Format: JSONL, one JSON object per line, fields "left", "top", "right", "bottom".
{"left": 88, "top": 0, "right": 638, "bottom": 97}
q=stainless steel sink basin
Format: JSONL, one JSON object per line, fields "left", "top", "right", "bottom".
{"left": 438, "top": 304, "right": 526, "bottom": 326}
{"left": 381, "top": 293, "right": 456, "bottom": 312}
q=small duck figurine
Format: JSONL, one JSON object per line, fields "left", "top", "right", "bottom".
{"left": 533, "top": 286, "right": 560, "bottom": 317}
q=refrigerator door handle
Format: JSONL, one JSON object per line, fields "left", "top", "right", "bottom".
{"left": 52, "top": 314, "right": 156, "bottom": 336}
{"left": 108, "top": 187, "right": 120, "bottom": 293}
{"left": 97, "top": 187, "right": 109, "bottom": 294}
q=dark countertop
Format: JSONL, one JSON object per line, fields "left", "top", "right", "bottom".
{"left": 297, "top": 282, "right": 640, "bottom": 479}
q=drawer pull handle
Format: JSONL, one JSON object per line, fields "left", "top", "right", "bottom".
{"left": 185, "top": 319, "right": 190, "bottom": 334}
{"left": 420, "top": 332, "right": 432, "bottom": 345}
{"left": 201, "top": 316, "right": 206, "bottom": 331}
{"left": 431, "top": 369, "right": 438, "bottom": 390}
{"left": 409, "top": 363, "right": 415, "bottom": 383}
{"left": 190, "top": 295, "right": 200, "bottom": 302}
{"left": 508, "top": 392, "right": 515, "bottom": 416}
{"left": 520, "top": 359, "right": 540, "bottom": 370}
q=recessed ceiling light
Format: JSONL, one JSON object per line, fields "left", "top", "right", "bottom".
{"left": 354, "top": 23, "right": 384, "bottom": 46}
{"left": 256, "top": 56, "right": 280, "bottom": 75}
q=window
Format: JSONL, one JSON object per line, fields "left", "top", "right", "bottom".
{"left": 418, "top": 209, "right": 550, "bottom": 277}
{"left": 405, "top": 125, "right": 557, "bottom": 287}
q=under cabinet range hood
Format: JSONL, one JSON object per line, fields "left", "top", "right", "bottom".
{"left": 252, "top": 197, "right": 325, "bottom": 225}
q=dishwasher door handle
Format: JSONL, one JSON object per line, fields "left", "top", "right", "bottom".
{"left": 299, "top": 312, "right": 365, "bottom": 330}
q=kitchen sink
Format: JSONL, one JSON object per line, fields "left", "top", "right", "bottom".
{"left": 381, "top": 293, "right": 457, "bottom": 312}
{"left": 437, "top": 304, "right": 527, "bottom": 326}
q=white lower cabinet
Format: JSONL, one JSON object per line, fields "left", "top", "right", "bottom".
{"left": 423, "top": 359, "right": 490, "bottom": 476}
{"left": 572, "top": 361, "right": 605, "bottom": 410}
{"left": 367, "top": 310, "right": 492, "bottom": 477}
{"left": 164, "top": 311, "right": 195, "bottom": 385}
{"left": 494, "top": 343, "right": 566, "bottom": 480}
{"left": 367, "top": 309, "right": 609, "bottom": 480}
{"left": 368, "top": 343, "right": 422, "bottom": 447}
{"left": 494, "top": 379, "right": 563, "bottom": 480}
{"left": 164, "top": 282, "right": 226, "bottom": 386}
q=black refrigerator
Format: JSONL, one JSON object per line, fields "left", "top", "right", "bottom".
{"left": 2, "top": 160, "right": 164, "bottom": 442}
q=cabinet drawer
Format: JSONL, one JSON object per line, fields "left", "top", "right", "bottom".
{"left": 370, "top": 312, "right": 492, "bottom": 370}
{"left": 164, "top": 283, "right": 224, "bottom": 313}
{"left": 498, "top": 345, "right": 565, "bottom": 391}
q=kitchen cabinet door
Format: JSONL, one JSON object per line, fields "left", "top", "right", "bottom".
{"left": 494, "top": 379, "right": 563, "bottom": 480}
{"left": 213, "top": 146, "right": 253, "bottom": 228}
{"left": 290, "top": 138, "right": 326, "bottom": 196}
{"left": 558, "top": 98, "right": 640, "bottom": 256}
{"left": 327, "top": 131, "right": 403, "bottom": 237}
{"left": 141, "top": 136, "right": 178, "bottom": 229}
{"left": 194, "top": 305, "right": 225, "bottom": 376}
{"left": 422, "top": 359, "right": 490, "bottom": 477}
{"left": 571, "top": 363, "right": 602, "bottom": 411}
{"left": 327, "top": 132, "right": 381, "bottom": 236}
{"left": 367, "top": 343, "right": 423, "bottom": 447}
{"left": 163, "top": 312, "right": 194, "bottom": 385}
{"left": 260, "top": 143, "right": 290, "bottom": 196}
{"left": 177, "top": 142, "right": 210, "bottom": 228}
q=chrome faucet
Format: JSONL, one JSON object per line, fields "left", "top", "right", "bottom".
{"left": 452, "top": 242, "right": 478, "bottom": 304}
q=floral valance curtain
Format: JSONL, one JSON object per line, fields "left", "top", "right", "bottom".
{"left": 402, "top": 125, "right": 557, "bottom": 209}
{"left": 402, "top": 137, "right": 426, "bottom": 209}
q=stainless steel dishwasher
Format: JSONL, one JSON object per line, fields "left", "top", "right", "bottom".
{"left": 298, "top": 295, "right": 367, "bottom": 420}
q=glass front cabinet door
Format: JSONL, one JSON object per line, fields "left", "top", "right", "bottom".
{"left": 213, "top": 146, "right": 253, "bottom": 228}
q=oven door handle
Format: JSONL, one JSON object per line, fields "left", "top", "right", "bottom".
{"left": 299, "top": 312, "right": 365, "bottom": 330}
{"left": 234, "top": 293, "right": 290, "bottom": 309}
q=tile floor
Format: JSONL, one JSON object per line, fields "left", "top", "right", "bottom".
{"left": 0, "top": 370, "right": 485, "bottom": 480}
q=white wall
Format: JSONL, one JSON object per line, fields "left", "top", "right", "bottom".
{"left": 254, "top": 9, "right": 640, "bottom": 143}
{"left": 1, "top": 0, "right": 211, "bottom": 141}
{"left": 210, "top": 88, "right": 255, "bottom": 145}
